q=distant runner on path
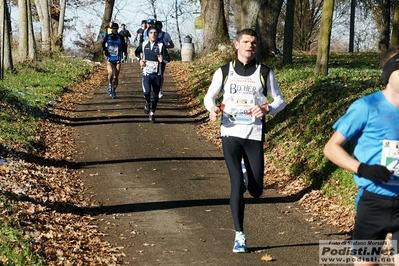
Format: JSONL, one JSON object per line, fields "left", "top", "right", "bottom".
{"left": 102, "top": 22, "right": 127, "bottom": 99}
{"left": 135, "top": 27, "right": 170, "bottom": 123}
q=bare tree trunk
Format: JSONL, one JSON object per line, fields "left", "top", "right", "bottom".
{"left": 28, "top": 0, "right": 36, "bottom": 60}
{"left": 392, "top": 0, "right": 399, "bottom": 47}
{"left": 378, "top": 0, "right": 390, "bottom": 51}
{"left": 233, "top": 0, "right": 242, "bottom": 31}
{"left": 51, "top": 0, "right": 67, "bottom": 51}
{"left": 174, "top": 0, "right": 182, "bottom": 48}
{"left": 283, "top": 0, "right": 295, "bottom": 64}
{"left": 34, "top": 0, "right": 51, "bottom": 52}
{"left": 349, "top": 0, "right": 356, "bottom": 52}
{"left": 234, "top": 0, "right": 259, "bottom": 30}
{"left": 18, "top": 0, "right": 29, "bottom": 61}
{"left": 1, "top": 0, "right": 13, "bottom": 71}
{"left": 58, "top": 0, "right": 66, "bottom": 36}
{"left": 94, "top": 0, "right": 115, "bottom": 61}
{"left": 225, "top": 0, "right": 230, "bottom": 28}
{"left": 234, "top": 0, "right": 283, "bottom": 61}
{"left": 200, "top": 0, "right": 230, "bottom": 55}
{"left": 258, "top": 0, "right": 284, "bottom": 60}
{"left": 315, "top": 0, "right": 334, "bottom": 76}
{"left": 149, "top": 0, "right": 157, "bottom": 20}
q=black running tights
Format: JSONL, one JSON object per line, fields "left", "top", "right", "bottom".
{"left": 221, "top": 136, "right": 264, "bottom": 232}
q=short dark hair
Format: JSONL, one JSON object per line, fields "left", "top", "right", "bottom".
{"left": 141, "top": 20, "right": 147, "bottom": 24}
{"left": 382, "top": 46, "right": 399, "bottom": 68}
{"left": 236, "top": 28, "right": 258, "bottom": 41}
{"left": 112, "top": 23, "right": 119, "bottom": 29}
{"left": 121, "top": 24, "right": 126, "bottom": 27}
{"left": 155, "top": 21, "right": 163, "bottom": 28}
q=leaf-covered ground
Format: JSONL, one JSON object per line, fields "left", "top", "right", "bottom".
{"left": 0, "top": 64, "right": 123, "bottom": 265}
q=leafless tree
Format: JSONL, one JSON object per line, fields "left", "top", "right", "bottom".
{"left": 315, "top": 0, "right": 334, "bottom": 75}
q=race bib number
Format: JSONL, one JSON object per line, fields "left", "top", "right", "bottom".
{"left": 108, "top": 45, "right": 119, "bottom": 61}
{"left": 381, "top": 140, "right": 399, "bottom": 185}
{"left": 145, "top": 60, "right": 159, "bottom": 74}
{"left": 220, "top": 95, "right": 255, "bottom": 124}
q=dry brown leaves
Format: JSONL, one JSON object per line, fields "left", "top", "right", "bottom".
{"left": 168, "top": 60, "right": 355, "bottom": 234}
{"left": 1, "top": 62, "right": 123, "bottom": 265}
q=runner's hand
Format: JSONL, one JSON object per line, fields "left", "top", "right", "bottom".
{"left": 357, "top": 163, "right": 391, "bottom": 184}
{"left": 250, "top": 104, "right": 268, "bottom": 119}
{"left": 209, "top": 106, "right": 220, "bottom": 122}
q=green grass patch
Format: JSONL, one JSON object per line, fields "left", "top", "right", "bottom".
{"left": 0, "top": 220, "right": 44, "bottom": 265}
{"left": 0, "top": 55, "right": 96, "bottom": 263}
{"left": 185, "top": 51, "right": 383, "bottom": 207}
{"left": 0, "top": 56, "right": 95, "bottom": 153}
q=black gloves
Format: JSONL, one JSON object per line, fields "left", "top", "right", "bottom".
{"left": 357, "top": 163, "right": 391, "bottom": 184}
{"left": 104, "top": 50, "right": 109, "bottom": 56}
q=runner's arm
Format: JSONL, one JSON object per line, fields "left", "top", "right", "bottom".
{"left": 162, "top": 45, "right": 170, "bottom": 63}
{"left": 266, "top": 70, "right": 285, "bottom": 116}
{"left": 204, "top": 68, "right": 223, "bottom": 110}
{"left": 324, "top": 130, "right": 360, "bottom": 174}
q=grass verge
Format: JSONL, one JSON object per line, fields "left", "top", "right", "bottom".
{"left": 183, "top": 50, "right": 384, "bottom": 211}
{"left": 0, "top": 55, "right": 97, "bottom": 264}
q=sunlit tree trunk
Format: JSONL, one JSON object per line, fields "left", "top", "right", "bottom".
{"left": 200, "top": 0, "right": 229, "bottom": 55}
{"left": 225, "top": 0, "right": 230, "bottom": 28}
{"left": 1, "top": 0, "right": 13, "bottom": 70}
{"left": 315, "top": 0, "right": 334, "bottom": 76}
{"left": 34, "top": 0, "right": 51, "bottom": 52}
{"left": 173, "top": 0, "right": 182, "bottom": 48}
{"left": 392, "top": 0, "right": 399, "bottom": 47}
{"left": 234, "top": 0, "right": 283, "bottom": 61}
{"left": 27, "top": 0, "right": 36, "bottom": 60}
{"left": 51, "top": 0, "right": 67, "bottom": 51}
{"left": 18, "top": 0, "right": 29, "bottom": 61}
{"left": 94, "top": 0, "right": 115, "bottom": 60}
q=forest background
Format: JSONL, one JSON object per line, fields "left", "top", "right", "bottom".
{"left": 2, "top": 0, "right": 399, "bottom": 70}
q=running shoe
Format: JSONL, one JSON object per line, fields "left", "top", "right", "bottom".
{"left": 233, "top": 233, "right": 247, "bottom": 253}
{"left": 107, "top": 84, "right": 112, "bottom": 95}
{"left": 111, "top": 91, "right": 117, "bottom": 99}
{"left": 149, "top": 112, "right": 155, "bottom": 123}
{"left": 159, "top": 88, "right": 164, "bottom": 99}
{"left": 144, "top": 102, "right": 151, "bottom": 114}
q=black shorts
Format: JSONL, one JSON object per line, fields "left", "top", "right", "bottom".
{"left": 107, "top": 60, "right": 120, "bottom": 66}
{"left": 353, "top": 190, "right": 399, "bottom": 245}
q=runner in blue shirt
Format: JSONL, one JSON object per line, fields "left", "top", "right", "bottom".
{"left": 324, "top": 46, "right": 399, "bottom": 265}
{"left": 102, "top": 23, "right": 127, "bottom": 99}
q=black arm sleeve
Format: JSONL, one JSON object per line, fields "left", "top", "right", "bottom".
{"left": 135, "top": 43, "right": 142, "bottom": 58}
{"left": 162, "top": 45, "right": 170, "bottom": 63}
{"left": 120, "top": 34, "right": 127, "bottom": 53}
{"left": 101, "top": 34, "right": 107, "bottom": 51}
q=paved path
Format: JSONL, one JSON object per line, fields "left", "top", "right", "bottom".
{"left": 72, "top": 62, "right": 347, "bottom": 266}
